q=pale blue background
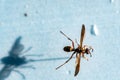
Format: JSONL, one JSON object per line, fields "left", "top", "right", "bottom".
{"left": 0, "top": 0, "right": 120, "bottom": 80}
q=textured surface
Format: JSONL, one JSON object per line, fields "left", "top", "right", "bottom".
{"left": 0, "top": 0, "right": 120, "bottom": 80}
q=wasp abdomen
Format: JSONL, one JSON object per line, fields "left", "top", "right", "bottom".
{"left": 63, "top": 46, "right": 73, "bottom": 52}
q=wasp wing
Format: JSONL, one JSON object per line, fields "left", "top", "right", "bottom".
{"left": 80, "top": 24, "right": 85, "bottom": 48}
{"left": 9, "top": 36, "right": 24, "bottom": 57}
{"left": 74, "top": 53, "right": 81, "bottom": 76}
{"left": 0, "top": 65, "right": 15, "bottom": 80}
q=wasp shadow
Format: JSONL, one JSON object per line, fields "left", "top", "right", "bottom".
{"left": 28, "top": 56, "right": 75, "bottom": 62}
{"left": 0, "top": 36, "right": 43, "bottom": 80}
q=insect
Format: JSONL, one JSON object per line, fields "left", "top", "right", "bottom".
{"left": 0, "top": 36, "right": 40, "bottom": 80}
{"left": 56, "top": 24, "right": 94, "bottom": 76}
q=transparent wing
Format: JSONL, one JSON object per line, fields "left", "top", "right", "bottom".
{"left": 9, "top": 36, "right": 24, "bottom": 57}
{"left": 74, "top": 53, "right": 81, "bottom": 76}
{"left": 80, "top": 24, "right": 85, "bottom": 48}
{"left": 0, "top": 65, "right": 14, "bottom": 80}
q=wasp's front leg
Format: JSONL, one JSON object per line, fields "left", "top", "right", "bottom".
{"left": 89, "top": 46, "right": 94, "bottom": 52}
{"left": 81, "top": 53, "right": 89, "bottom": 61}
{"left": 88, "top": 46, "right": 94, "bottom": 57}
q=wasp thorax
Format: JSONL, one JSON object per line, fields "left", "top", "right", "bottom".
{"left": 63, "top": 46, "right": 73, "bottom": 52}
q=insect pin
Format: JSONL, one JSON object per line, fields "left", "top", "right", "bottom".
{"left": 56, "top": 24, "right": 94, "bottom": 76}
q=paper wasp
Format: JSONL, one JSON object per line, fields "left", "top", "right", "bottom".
{"left": 56, "top": 24, "right": 93, "bottom": 76}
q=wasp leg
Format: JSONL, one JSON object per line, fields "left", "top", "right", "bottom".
{"left": 89, "top": 46, "right": 94, "bottom": 52}
{"left": 60, "top": 31, "right": 75, "bottom": 48}
{"left": 88, "top": 46, "right": 94, "bottom": 57}
{"left": 81, "top": 53, "right": 88, "bottom": 61}
{"left": 56, "top": 52, "right": 76, "bottom": 70}
{"left": 89, "top": 51, "right": 92, "bottom": 57}
{"left": 75, "top": 39, "right": 79, "bottom": 46}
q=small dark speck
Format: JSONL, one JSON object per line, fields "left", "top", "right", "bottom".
{"left": 24, "top": 13, "right": 28, "bottom": 17}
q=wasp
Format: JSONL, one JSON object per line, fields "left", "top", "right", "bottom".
{"left": 0, "top": 36, "right": 41, "bottom": 80}
{"left": 56, "top": 24, "right": 94, "bottom": 76}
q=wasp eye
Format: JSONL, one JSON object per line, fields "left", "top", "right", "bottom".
{"left": 63, "top": 46, "right": 72, "bottom": 52}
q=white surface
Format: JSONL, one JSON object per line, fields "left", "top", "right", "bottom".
{"left": 0, "top": 0, "right": 120, "bottom": 80}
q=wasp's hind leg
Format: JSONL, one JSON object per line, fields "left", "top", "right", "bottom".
{"left": 60, "top": 31, "right": 75, "bottom": 48}
{"left": 56, "top": 52, "right": 76, "bottom": 70}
